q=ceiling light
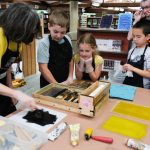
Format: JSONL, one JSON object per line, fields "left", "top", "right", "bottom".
{"left": 92, "top": 0, "right": 103, "bottom": 7}
{"left": 92, "top": 2, "right": 100, "bottom": 7}
{"left": 119, "top": 8, "right": 124, "bottom": 12}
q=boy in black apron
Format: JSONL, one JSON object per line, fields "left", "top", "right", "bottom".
{"left": 123, "top": 19, "right": 150, "bottom": 89}
{"left": 37, "top": 10, "right": 73, "bottom": 88}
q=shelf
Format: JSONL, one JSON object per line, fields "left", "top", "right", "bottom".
{"left": 99, "top": 51, "right": 127, "bottom": 55}
{"left": 85, "top": 2, "right": 140, "bottom": 13}
{"left": 98, "top": 51, "right": 127, "bottom": 63}
{"left": 101, "top": 2, "right": 140, "bottom": 7}
{"left": 78, "top": 27, "right": 129, "bottom": 33}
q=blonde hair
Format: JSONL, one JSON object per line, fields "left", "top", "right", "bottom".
{"left": 49, "top": 10, "right": 69, "bottom": 28}
{"left": 77, "top": 33, "right": 97, "bottom": 51}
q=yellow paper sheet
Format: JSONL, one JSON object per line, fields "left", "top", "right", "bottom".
{"left": 113, "top": 101, "right": 150, "bottom": 122}
{"left": 102, "top": 115, "right": 147, "bottom": 139}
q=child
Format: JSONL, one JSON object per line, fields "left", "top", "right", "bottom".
{"left": 37, "top": 10, "right": 74, "bottom": 88}
{"left": 123, "top": 19, "right": 150, "bottom": 89}
{"left": 74, "top": 33, "right": 103, "bottom": 82}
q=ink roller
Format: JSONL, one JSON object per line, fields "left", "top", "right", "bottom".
{"left": 84, "top": 128, "right": 113, "bottom": 144}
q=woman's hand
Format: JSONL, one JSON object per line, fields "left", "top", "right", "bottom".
{"left": 134, "top": 10, "right": 145, "bottom": 24}
{"left": 14, "top": 91, "right": 39, "bottom": 110}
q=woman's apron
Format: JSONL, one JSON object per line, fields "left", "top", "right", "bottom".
{"left": 0, "top": 39, "right": 20, "bottom": 116}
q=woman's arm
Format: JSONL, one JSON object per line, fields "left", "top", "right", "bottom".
{"left": 6, "top": 66, "right": 19, "bottom": 105}
{"left": 127, "top": 10, "right": 145, "bottom": 40}
{"left": 0, "top": 83, "right": 38, "bottom": 109}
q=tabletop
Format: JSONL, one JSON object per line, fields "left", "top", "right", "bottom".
{"left": 40, "top": 87, "right": 150, "bottom": 150}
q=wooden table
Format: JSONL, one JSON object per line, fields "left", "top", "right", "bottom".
{"left": 40, "top": 87, "right": 150, "bottom": 150}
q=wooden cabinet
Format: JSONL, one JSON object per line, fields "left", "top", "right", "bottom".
{"left": 78, "top": 27, "right": 129, "bottom": 64}
{"left": 37, "top": 14, "right": 44, "bottom": 38}
{"left": 22, "top": 39, "right": 36, "bottom": 77}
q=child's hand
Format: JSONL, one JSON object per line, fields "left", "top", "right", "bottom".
{"left": 77, "top": 57, "right": 85, "bottom": 72}
{"left": 85, "top": 57, "right": 94, "bottom": 73}
{"left": 123, "top": 64, "right": 135, "bottom": 72}
{"left": 67, "top": 77, "right": 73, "bottom": 84}
{"left": 61, "top": 77, "right": 73, "bottom": 85}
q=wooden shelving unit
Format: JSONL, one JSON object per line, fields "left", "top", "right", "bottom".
{"left": 78, "top": 27, "right": 129, "bottom": 74}
{"left": 86, "top": 16, "right": 119, "bottom": 29}
{"left": 22, "top": 39, "right": 36, "bottom": 77}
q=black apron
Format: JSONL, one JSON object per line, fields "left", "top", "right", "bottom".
{"left": 82, "top": 58, "right": 96, "bottom": 81}
{"left": 40, "top": 35, "right": 72, "bottom": 88}
{"left": 123, "top": 45, "right": 148, "bottom": 88}
{"left": 0, "top": 39, "right": 20, "bottom": 116}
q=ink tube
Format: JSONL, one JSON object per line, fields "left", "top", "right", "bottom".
{"left": 126, "top": 139, "right": 150, "bottom": 150}
{"left": 84, "top": 128, "right": 93, "bottom": 140}
{"left": 48, "top": 122, "right": 68, "bottom": 141}
{"left": 69, "top": 124, "right": 80, "bottom": 146}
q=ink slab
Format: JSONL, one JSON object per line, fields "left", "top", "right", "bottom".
{"left": 33, "top": 80, "right": 110, "bottom": 117}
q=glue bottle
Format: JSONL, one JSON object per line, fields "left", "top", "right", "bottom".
{"left": 69, "top": 124, "right": 80, "bottom": 146}
{"left": 84, "top": 128, "right": 93, "bottom": 140}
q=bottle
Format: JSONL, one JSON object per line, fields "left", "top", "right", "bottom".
{"left": 126, "top": 139, "right": 150, "bottom": 150}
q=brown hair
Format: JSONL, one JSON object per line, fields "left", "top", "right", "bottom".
{"left": 77, "top": 33, "right": 97, "bottom": 56}
{"left": 77, "top": 33, "right": 97, "bottom": 49}
{"left": 49, "top": 10, "right": 69, "bottom": 28}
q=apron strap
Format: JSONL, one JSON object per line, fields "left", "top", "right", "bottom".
{"left": 0, "top": 72, "right": 6, "bottom": 79}
{"left": 128, "top": 45, "right": 148, "bottom": 63}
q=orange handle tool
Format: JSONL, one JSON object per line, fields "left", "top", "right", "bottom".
{"left": 91, "top": 136, "right": 113, "bottom": 144}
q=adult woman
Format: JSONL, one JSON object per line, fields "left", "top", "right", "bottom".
{"left": 0, "top": 3, "right": 40, "bottom": 116}
{"left": 127, "top": 0, "right": 150, "bottom": 40}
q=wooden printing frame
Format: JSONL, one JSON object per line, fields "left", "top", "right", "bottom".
{"left": 33, "top": 80, "right": 110, "bottom": 117}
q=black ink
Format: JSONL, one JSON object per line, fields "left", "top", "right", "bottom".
{"left": 23, "top": 109, "right": 57, "bottom": 126}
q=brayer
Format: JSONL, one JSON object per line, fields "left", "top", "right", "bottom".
{"left": 84, "top": 128, "right": 113, "bottom": 144}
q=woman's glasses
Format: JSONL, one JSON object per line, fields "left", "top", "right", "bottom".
{"left": 141, "top": 5, "right": 150, "bottom": 10}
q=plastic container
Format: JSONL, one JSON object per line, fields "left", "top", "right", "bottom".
{"left": 0, "top": 116, "right": 48, "bottom": 150}
{"left": 108, "top": 70, "right": 126, "bottom": 84}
